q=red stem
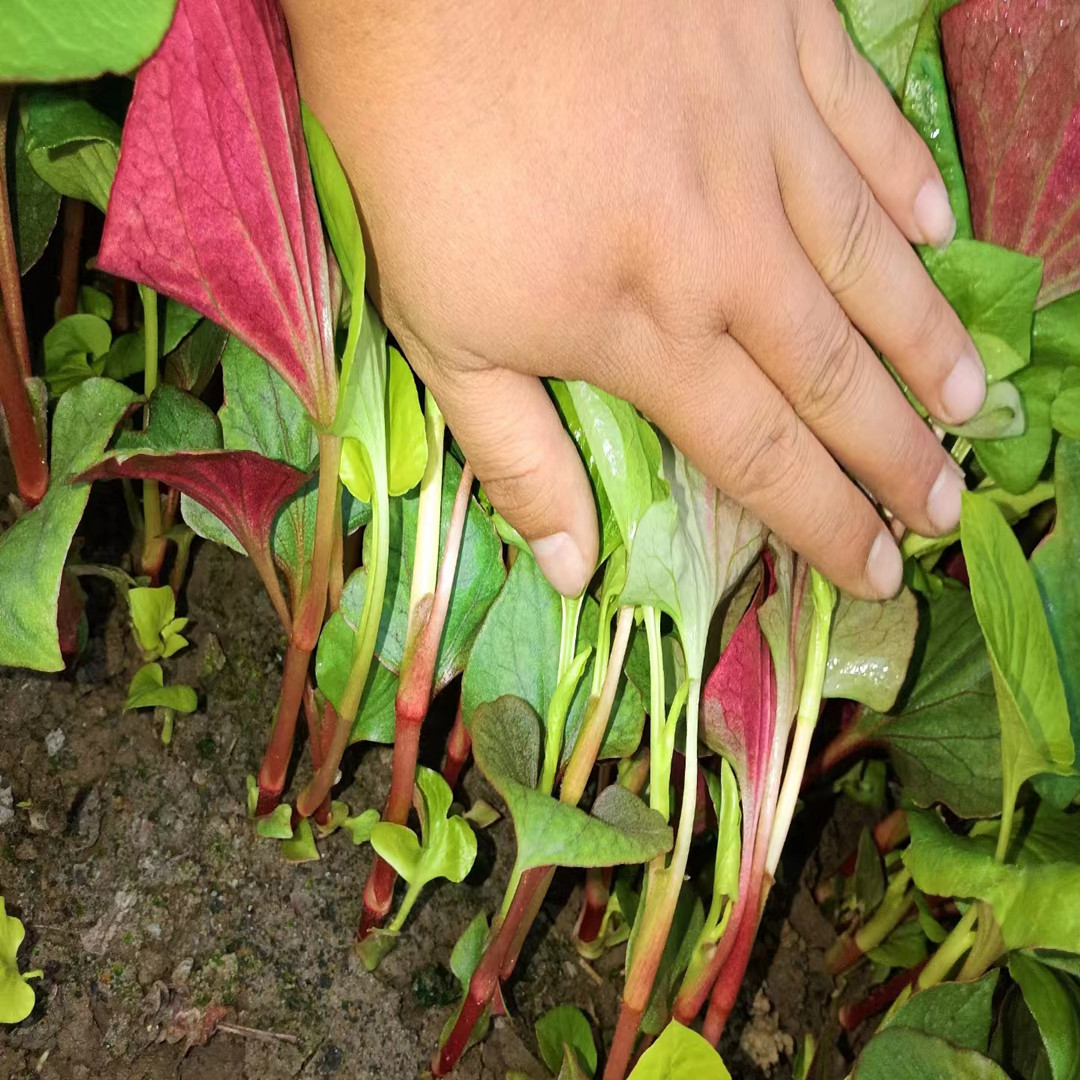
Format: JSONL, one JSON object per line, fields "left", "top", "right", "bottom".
{"left": 256, "top": 641, "right": 310, "bottom": 816}
{"left": 802, "top": 715, "right": 870, "bottom": 789}
{"left": 432, "top": 866, "right": 550, "bottom": 1076}
{"left": 575, "top": 866, "right": 611, "bottom": 947}
{"left": 302, "top": 678, "right": 332, "bottom": 827}
{"left": 441, "top": 698, "right": 471, "bottom": 791}
{"left": 57, "top": 199, "right": 84, "bottom": 320}
{"left": 0, "top": 97, "right": 48, "bottom": 507}
{"left": 839, "top": 961, "right": 927, "bottom": 1031}
{"left": 112, "top": 278, "right": 131, "bottom": 333}
{"left": 815, "top": 808, "right": 910, "bottom": 904}
{"left": 604, "top": 1003, "right": 644, "bottom": 1080}
{"left": 358, "top": 464, "right": 473, "bottom": 939}
{"left": 702, "top": 890, "right": 764, "bottom": 1045}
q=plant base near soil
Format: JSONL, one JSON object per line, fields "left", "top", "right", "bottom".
{"left": 0, "top": 539, "right": 873, "bottom": 1080}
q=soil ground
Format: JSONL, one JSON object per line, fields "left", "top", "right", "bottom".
{"left": 0, "top": 502, "right": 876, "bottom": 1080}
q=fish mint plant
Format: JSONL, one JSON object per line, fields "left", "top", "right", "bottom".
{"left": 1, "top": 0, "right": 1079, "bottom": 1077}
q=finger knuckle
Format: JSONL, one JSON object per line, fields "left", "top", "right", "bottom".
{"left": 729, "top": 404, "right": 803, "bottom": 503}
{"left": 822, "top": 181, "right": 881, "bottom": 295}
{"left": 800, "top": 312, "right": 864, "bottom": 418}
{"left": 823, "top": 34, "right": 866, "bottom": 122}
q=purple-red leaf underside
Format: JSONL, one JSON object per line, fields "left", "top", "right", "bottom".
{"left": 98, "top": 0, "right": 337, "bottom": 420}
{"left": 943, "top": 0, "right": 1080, "bottom": 306}
{"left": 78, "top": 450, "right": 308, "bottom": 570}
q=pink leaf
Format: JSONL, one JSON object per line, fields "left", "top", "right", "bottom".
{"left": 98, "top": 0, "right": 337, "bottom": 421}
{"left": 77, "top": 450, "right": 307, "bottom": 581}
{"left": 943, "top": 0, "right": 1080, "bottom": 306}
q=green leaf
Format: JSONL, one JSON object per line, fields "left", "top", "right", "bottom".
{"left": 961, "top": 492, "right": 1074, "bottom": 808}
{"left": 342, "top": 808, "right": 379, "bottom": 846}
{"left": 103, "top": 300, "right": 202, "bottom": 382}
{"left": 128, "top": 585, "right": 188, "bottom": 660}
{"left": 944, "top": 380, "right": 1026, "bottom": 441}
{"left": 621, "top": 439, "right": 764, "bottom": 671}
{"left": 1051, "top": 387, "right": 1080, "bottom": 439}
{"left": 1009, "top": 952, "right": 1080, "bottom": 1080}
{"left": 0, "top": 378, "right": 138, "bottom": 670}
{"left": 901, "top": 3, "right": 972, "bottom": 237}
{"left": 256, "top": 804, "right": 293, "bottom": 840}
{"left": 536, "top": 1006, "right": 596, "bottom": 1078}
{"left": 125, "top": 663, "right": 197, "bottom": 713}
{"left": 114, "top": 386, "right": 222, "bottom": 455}
{"left": 563, "top": 381, "right": 667, "bottom": 551}
{"left": 974, "top": 366, "right": 1059, "bottom": 494}
{"left": 835, "top": 760, "right": 889, "bottom": 811}
{"left": 78, "top": 286, "right": 113, "bottom": 321}
{"left": 21, "top": 88, "right": 120, "bottom": 212}
{"left": 10, "top": 106, "right": 60, "bottom": 274}
{"left": 0, "top": 0, "right": 177, "bottom": 82}
{"left": 921, "top": 239, "right": 1042, "bottom": 381}
{"left": 1033, "top": 292, "right": 1080, "bottom": 369}
{"left": 300, "top": 103, "right": 364, "bottom": 293}
{"left": 825, "top": 588, "right": 919, "bottom": 711}
{"left": 439, "top": 913, "right": 492, "bottom": 1052}
{"left": 903, "top": 810, "right": 1080, "bottom": 953}
{"left": 282, "top": 818, "right": 320, "bottom": 863}
{"left": 854, "top": 1028, "right": 1010, "bottom": 1079}
{"left": 851, "top": 582, "right": 1001, "bottom": 818}
{"left": 1032, "top": 439, "right": 1080, "bottom": 779}
{"left": 867, "top": 920, "right": 930, "bottom": 970}
{"left": 547, "top": 383, "right": 623, "bottom": 565}
{"left": 340, "top": 346, "right": 427, "bottom": 500}
{"left": 369, "top": 767, "right": 476, "bottom": 887}
{"left": 163, "top": 317, "right": 228, "bottom": 396}
{"left": 0, "top": 898, "right": 41, "bottom": 1024}
{"left": 885, "top": 972, "right": 998, "bottom": 1051}
{"left": 470, "top": 697, "right": 672, "bottom": 873}
{"left": 43, "top": 313, "right": 112, "bottom": 394}
{"left": 627, "top": 1020, "right": 732, "bottom": 1080}
{"left": 315, "top": 613, "right": 398, "bottom": 743}
{"left": 338, "top": 453, "right": 504, "bottom": 690}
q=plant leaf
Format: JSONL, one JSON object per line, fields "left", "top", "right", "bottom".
{"left": 1009, "top": 952, "right": 1080, "bottom": 1080}
{"left": 21, "top": 88, "right": 120, "bottom": 212}
{"left": 128, "top": 585, "right": 182, "bottom": 659}
{"left": 852, "top": 582, "right": 1001, "bottom": 817}
{"left": 903, "top": 810, "right": 1080, "bottom": 953}
{"left": 884, "top": 972, "right": 999, "bottom": 1052}
{"left": 0, "top": 378, "right": 137, "bottom": 671}
{"left": 11, "top": 107, "right": 60, "bottom": 274}
{"left": 97, "top": 0, "right": 337, "bottom": 423}
{"left": 1053, "top": 387, "right": 1080, "bottom": 438}
{"left": 163, "top": 316, "right": 228, "bottom": 396}
{"left": 536, "top": 1006, "right": 596, "bottom": 1078}
{"left": 961, "top": 491, "right": 1074, "bottom": 805}
{"left": 470, "top": 697, "right": 672, "bottom": 873}
{"left": 125, "top": 662, "right": 197, "bottom": 713}
{"left": 837, "top": 0, "right": 930, "bottom": 98}
{"left": 621, "top": 438, "right": 764, "bottom": 671}
{"left": 342, "top": 808, "right": 379, "bottom": 846}
{"left": 0, "top": 0, "right": 177, "bottom": 82}
{"left": 825, "top": 588, "right": 919, "bottom": 712}
{"left": 370, "top": 768, "right": 476, "bottom": 887}
{"left": 627, "top": 1021, "right": 732, "bottom": 1080}
{"left": 114, "top": 386, "right": 222, "bottom": 455}
{"left": 256, "top": 804, "right": 293, "bottom": 839}
{"left": 82, "top": 450, "right": 309, "bottom": 592}
{"left": 944, "top": 380, "right": 1026, "bottom": 441}
{"left": 854, "top": 1027, "right": 1010, "bottom": 1079}
{"left": 973, "top": 365, "right": 1059, "bottom": 494}
{"left": 0, "top": 898, "right": 41, "bottom": 1025}
{"left": 942, "top": 0, "right": 1080, "bottom": 306}
{"left": 43, "top": 314, "right": 112, "bottom": 394}
{"left": 281, "top": 818, "right": 320, "bottom": 863}
{"left": 921, "top": 240, "right": 1042, "bottom": 381}
{"left": 901, "top": 3, "right": 972, "bottom": 237}
{"left": 1032, "top": 439, "right": 1080, "bottom": 762}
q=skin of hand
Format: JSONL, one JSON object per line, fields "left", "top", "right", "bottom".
{"left": 281, "top": 0, "right": 985, "bottom": 600}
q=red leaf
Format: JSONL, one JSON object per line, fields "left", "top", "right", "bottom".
{"left": 78, "top": 450, "right": 307, "bottom": 578}
{"left": 943, "top": 0, "right": 1080, "bottom": 305}
{"left": 701, "top": 584, "right": 776, "bottom": 838}
{"left": 98, "top": 0, "right": 337, "bottom": 421}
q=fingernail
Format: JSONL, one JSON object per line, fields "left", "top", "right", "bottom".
{"left": 530, "top": 531, "right": 590, "bottom": 597}
{"left": 926, "top": 462, "right": 964, "bottom": 533}
{"left": 866, "top": 532, "right": 903, "bottom": 598}
{"left": 914, "top": 178, "right": 957, "bottom": 249}
{"left": 940, "top": 350, "right": 987, "bottom": 424}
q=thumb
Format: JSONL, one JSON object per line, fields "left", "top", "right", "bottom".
{"left": 429, "top": 364, "right": 598, "bottom": 597}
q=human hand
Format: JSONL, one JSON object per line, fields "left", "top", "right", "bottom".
{"left": 282, "top": 0, "right": 984, "bottom": 599}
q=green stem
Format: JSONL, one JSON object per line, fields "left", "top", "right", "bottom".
{"left": 765, "top": 571, "right": 837, "bottom": 876}
{"left": 387, "top": 879, "right": 424, "bottom": 934}
{"left": 138, "top": 286, "right": 166, "bottom": 578}
{"left": 540, "top": 645, "right": 592, "bottom": 795}
{"left": 559, "top": 592, "right": 586, "bottom": 681}
{"left": 917, "top": 904, "right": 978, "bottom": 991}
{"left": 644, "top": 606, "right": 668, "bottom": 820}
{"left": 405, "top": 391, "right": 446, "bottom": 651}
{"left": 994, "top": 782, "right": 1019, "bottom": 864}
